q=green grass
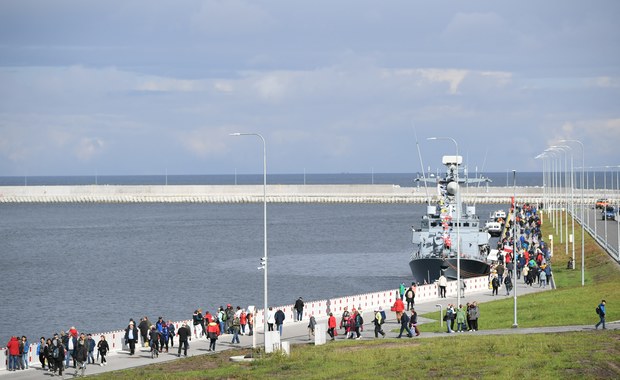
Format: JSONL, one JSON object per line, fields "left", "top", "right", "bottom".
{"left": 93, "top": 211, "right": 620, "bottom": 379}
{"left": 419, "top": 210, "right": 620, "bottom": 332}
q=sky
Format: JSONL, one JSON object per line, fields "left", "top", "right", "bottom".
{"left": 0, "top": 0, "right": 619, "bottom": 176}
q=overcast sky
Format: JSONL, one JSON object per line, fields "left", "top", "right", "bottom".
{"left": 1, "top": 0, "right": 619, "bottom": 176}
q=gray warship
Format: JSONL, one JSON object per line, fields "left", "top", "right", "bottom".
{"left": 410, "top": 155, "right": 492, "bottom": 283}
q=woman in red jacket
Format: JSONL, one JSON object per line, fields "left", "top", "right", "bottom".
{"left": 327, "top": 312, "right": 337, "bottom": 340}
{"left": 207, "top": 320, "right": 220, "bottom": 352}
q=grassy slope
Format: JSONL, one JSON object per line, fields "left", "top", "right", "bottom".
{"left": 94, "top": 211, "right": 620, "bottom": 379}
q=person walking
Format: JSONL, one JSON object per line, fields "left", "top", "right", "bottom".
{"left": 504, "top": 274, "right": 513, "bottom": 295}
{"left": 438, "top": 274, "right": 448, "bottom": 298}
{"left": 399, "top": 282, "right": 406, "bottom": 301}
{"left": 86, "top": 334, "right": 96, "bottom": 365}
{"left": 595, "top": 300, "right": 607, "bottom": 330}
{"left": 167, "top": 321, "right": 176, "bottom": 348}
{"left": 459, "top": 278, "right": 466, "bottom": 297}
{"left": 327, "top": 312, "right": 337, "bottom": 340}
{"left": 340, "top": 306, "right": 350, "bottom": 333}
{"left": 274, "top": 308, "right": 286, "bottom": 336}
{"left": 397, "top": 311, "right": 413, "bottom": 338}
{"left": 308, "top": 314, "right": 317, "bottom": 340}
{"left": 230, "top": 314, "right": 241, "bottom": 344}
{"left": 49, "top": 336, "right": 65, "bottom": 378}
{"left": 491, "top": 275, "right": 499, "bottom": 296}
{"left": 405, "top": 284, "right": 416, "bottom": 310}
{"left": 36, "top": 337, "right": 47, "bottom": 369}
{"left": 392, "top": 297, "right": 405, "bottom": 323}
{"left": 207, "top": 319, "right": 220, "bottom": 351}
{"left": 373, "top": 309, "right": 386, "bottom": 338}
{"left": 353, "top": 309, "right": 364, "bottom": 339}
{"left": 266, "top": 307, "right": 275, "bottom": 332}
{"left": 177, "top": 323, "right": 191, "bottom": 357}
{"left": 294, "top": 297, "right": 305, "bottom": 321}
{"left": 124, "top": 321, "right": 138, "bottom": 355}
{"left": 138, "top": 317, "right": 150, "bottom": 347}
{"left": 74, "top": 334, "right": 88, "bottom": 377}
{"left": 97, "top": 335, "right": 109, "bottom": 366}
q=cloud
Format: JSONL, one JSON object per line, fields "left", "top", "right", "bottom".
{"left": 75, "top": 137, "right": 104, "bottom": 160}
{"left": 176, "top": 126, "right": 230, "bottom": 158}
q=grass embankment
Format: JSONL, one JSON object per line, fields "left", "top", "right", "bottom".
{"left": 93, "top": 211, "right": 620, "bottom": 379}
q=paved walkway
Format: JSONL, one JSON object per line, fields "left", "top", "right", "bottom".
{"left": 3, "top": 279, "right": 615, "bottom": 379}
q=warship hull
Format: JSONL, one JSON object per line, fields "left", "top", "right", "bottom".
{"left": 409, "top": 257, "right": 490, "bottom": 284}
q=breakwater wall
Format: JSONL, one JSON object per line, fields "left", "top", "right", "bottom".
{"left": 1, "top": 276, "right": 489, "bottom": 371}
{"left": 0, "top": 184, "right": 604, "bottom": 204}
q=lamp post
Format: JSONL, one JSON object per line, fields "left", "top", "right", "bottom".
{"left": 230, "top": 132, "right": 267, "bottom": 350}
{"left": 427, "top": 136, "right": 460, "bottom": 308}
{"left": 560, "top": 139, "right": 585, "bottom": 286}
{"left": 512, "top": 170, "right": 518, "bottom": 328}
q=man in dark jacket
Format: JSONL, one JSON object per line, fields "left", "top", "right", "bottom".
{"left": 124, "top": 321, "right": 138, "bottom": 355}
{"left": 294, "top": 297, "right": 304, "bottom": 321}
{"left": 397, "top": 311, "right": 413, "bottom": 338}
{"left": 274, "top": 308, "right": 286, "bottom": 336}
{"left": 176, "top": 323, "right": 191, "bottom": 357}
{"left": 138, "top": 317, "right": 150, "bottom": 347}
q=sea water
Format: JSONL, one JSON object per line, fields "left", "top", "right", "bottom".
{"left": 0, "top": 201, "right": 505, "bottom": 344}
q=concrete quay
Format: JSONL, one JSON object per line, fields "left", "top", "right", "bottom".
{"left": 0, "top": 184, "right": 609, "bottom": 204}
{"left": 2, "top": 279, "right": 616, "bottom": 379}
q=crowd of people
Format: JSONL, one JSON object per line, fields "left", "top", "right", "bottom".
{"left": 5, "top": 328, "right": 109, "bottom": 377}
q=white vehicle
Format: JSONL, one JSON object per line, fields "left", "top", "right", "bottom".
{"left": 484, "top": 221, "right": 503, "bottom": 237}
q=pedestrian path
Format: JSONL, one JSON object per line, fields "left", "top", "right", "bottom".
{"left": 6, "top": 278, "right": 615, "bottom": 379}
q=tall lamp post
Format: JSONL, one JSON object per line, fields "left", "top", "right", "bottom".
{"left": 512, "top": 170, "right": 518, "bottom": 328}
{"left": 561, "top": 139, "right": 585, "bottom": 286}
{"left": 427, "top": 136, "right": 460, "bottom": 308}
{"left": 230, "top": 132, "right": 267, "bottom": 350}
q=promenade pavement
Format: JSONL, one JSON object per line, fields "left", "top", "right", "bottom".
{"left": 3, "top": 278, "right": 616, "bottom": 379}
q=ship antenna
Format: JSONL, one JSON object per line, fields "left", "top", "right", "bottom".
{"left": 413, "top": 124, "right": 430, "bottom": 204}
{"left": 474, "top": 147, "right": 490, "bottom": 207}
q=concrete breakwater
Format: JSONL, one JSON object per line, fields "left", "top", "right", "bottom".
{"left": 0, "top": 184, "right": 609, "bottom": 204}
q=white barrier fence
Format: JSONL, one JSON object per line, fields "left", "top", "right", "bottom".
{"left": 1, "top": 276, "right": 489, "bottom": 372}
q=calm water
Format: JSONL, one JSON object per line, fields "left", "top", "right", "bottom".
{"left": 0, "top": 202, "right": 504, "bottom": 344}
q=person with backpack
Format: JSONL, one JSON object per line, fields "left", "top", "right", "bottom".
{"left": 97, "top": 335, "right": 109, "bottom": 366}
{"left": 491, "top": 275, "right": 500, "bottom": 296}
{"left": 405, "top": 284, "right": 416, "bottom": 310}
{"left": 595, "top": 300, "right": 607, "bottom": 330}
{"left": 353, "top": 309, "right": 364, "bottom": 339}
{"left": 50, "top": 337, "right": 65, "bottom": 377}
{"left": 373, "top": 309, "right": 386, "bottom": 338}
{"left": 74, "top": 334, "right": 89, "bottom": 377}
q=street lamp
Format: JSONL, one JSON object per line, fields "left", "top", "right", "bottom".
{"left": 230, "top": 132, "right": 267, "bottom": 350}
{"left": 512, "top": 170, "right": 518, "bottom": 328}
{"left": 560, "top": 139, "right": 585, "bottom": 286}
{"left": 427, "top": 136, "right": 461, "bottom": 308}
